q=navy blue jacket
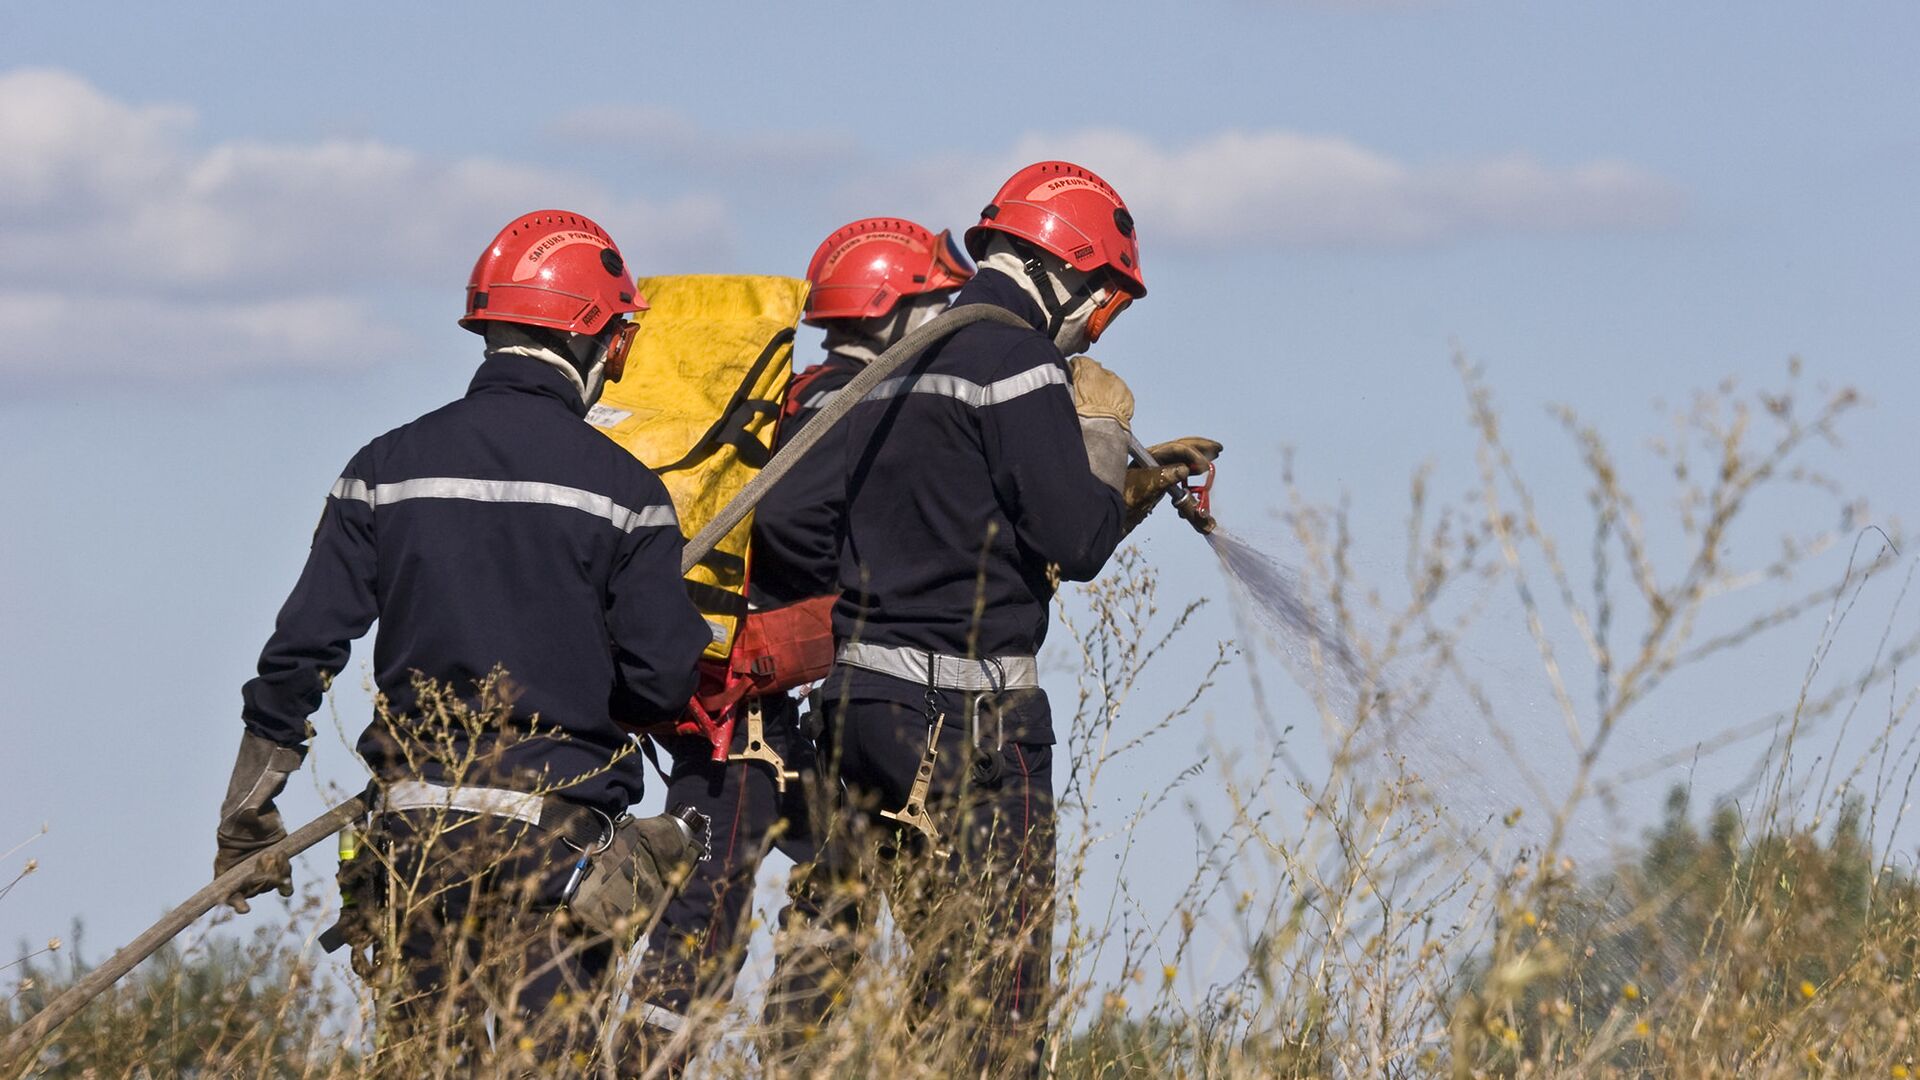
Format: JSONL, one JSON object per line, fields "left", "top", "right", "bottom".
{"left": 832, "top": 269, "right": 1126, "bottom": 660}
{"left": 240, "top": 354, "right": 709, "bottom": 812}
{"left": 749, "top": 354, "right": 861, "bottom": 608}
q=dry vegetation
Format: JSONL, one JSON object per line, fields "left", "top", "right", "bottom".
{"left": 5, "top": 361, "right": 1917, "bottom": 1078}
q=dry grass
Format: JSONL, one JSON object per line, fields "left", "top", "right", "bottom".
{"left": 5, "top": 359, "right": 1917, "bottom": 1078}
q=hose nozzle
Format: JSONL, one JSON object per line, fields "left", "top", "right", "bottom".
{"left": 1170, "top": 479, "right": 1217, "bottom": 534}
{"left": 1127, "top": 434, "right": 1217, "bottom": 535}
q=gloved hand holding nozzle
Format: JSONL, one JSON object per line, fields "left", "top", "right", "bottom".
{"left": 1128, "top": 433, "right": 1223, "bottom": 533}
{"left": 1069, "top": 355, "right": 1222, "bottom": 533}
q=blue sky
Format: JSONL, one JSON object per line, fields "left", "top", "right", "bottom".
{"left": 3, "top": 1, "right": 1916, "bottom": 986}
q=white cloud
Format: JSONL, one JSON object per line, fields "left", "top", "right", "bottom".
{"left": 0, "top": 70, "right": 1684, "bottom": 380}
{"left": 0, "top": 291, "right": 412, "bottom": 381}
{"left": 549, "top": 105, "right": 863, "bottom": 177}
{"left": 0, "top": 69, "right": 734, "bottom": 381}
{"left": 1260, "top": 0, "right": 1442, "bottom": 8}
{"left": 849, "top": 128, "right": 1685, "bottom": 252}
{"left": 0, "top": 70, "right": 191, "bottom": 212}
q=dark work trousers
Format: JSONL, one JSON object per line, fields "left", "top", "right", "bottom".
{"left": 367, "top": 808, "right": 615, "bottom": 1074}
{"left": 638, "top": 693, "right": 821, "bottom": 1031}
{"left": 765, "top": 672, "right": 1056, "bottom": 1078}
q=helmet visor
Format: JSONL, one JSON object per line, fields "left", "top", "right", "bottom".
{"left": 929, "top": 229, "right": 976, "bottom": 289}
{"left": 604, "top": 314, "right": 642, "bottom": 383}
{"left": 1084, "top": 281, "right": 1135, "bottom": 344}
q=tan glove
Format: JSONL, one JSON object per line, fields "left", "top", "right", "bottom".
{"left": 1068, "top": 356, "right": 1134, "bottom": 424}
{"left": 1068, "top": 357, "right": 1133, "bottom": 491}
{"left": 214, "top": 731, "right": 306, "bottom": 913}
{"left": 1123, "top": 436, "right": 1225, "bottom": 533}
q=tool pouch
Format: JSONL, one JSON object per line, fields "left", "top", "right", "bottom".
{"left": 319, "top": 823, "right": 387, "bottom": 979}
{"left": 567, "top": 813, "right": 704, "bottom": 947}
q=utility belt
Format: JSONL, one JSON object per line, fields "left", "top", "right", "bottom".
{"left": 319, "top": 781, "right": 612, "bottom": 961}
{"left": 372, "top": 779, "right": 612, "bottom": 851}
{"left": 834, "top": 641, "right": 1039, "bottom": 693}
{"left": 833, "top": 643, "right": 1039, "bottom": 860}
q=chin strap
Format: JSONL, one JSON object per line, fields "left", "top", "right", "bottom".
{"left": 1018, "top": 253, "right": 1060, "bottom": 337}
{"left": 1017, "top": 251, "right": 1081, "bottom": 344}
{"left": 1012, "top": 246, "right": 1105, "bottom": 354}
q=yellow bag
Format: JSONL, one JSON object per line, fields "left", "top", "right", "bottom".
{"left": 587, "top": 275, "right": 809, "bottom": 659}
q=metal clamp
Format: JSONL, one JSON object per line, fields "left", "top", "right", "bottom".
{"left": 881, "top": 692, "right": 951, "bottom": 859}
{"left": 733, "top": 697, "right": 800, "bottom": 793}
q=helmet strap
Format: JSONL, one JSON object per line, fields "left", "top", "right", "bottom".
{"left": 979, "top": 234, "right": 1099, "bottom": 350}
{"left": 1017, "top": 247, "right": 1098, "bottom": 347}
{"left": 1020, "top": 252, "right": 1068, "bottom": 340}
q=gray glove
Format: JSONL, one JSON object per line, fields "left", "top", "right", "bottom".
{"left": 214, "top": 731, "right": 306, "bottom": 914}
{"left": 568, "top": 810, "right": 705, "bottom": 946}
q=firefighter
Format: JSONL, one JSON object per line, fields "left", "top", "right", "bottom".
{"left": 635, "top": 219, "right": 973, "bottom": 1048}
{"left": 764, "top": 162, "right": 1222, "bottom": 1073}
{"left": 212, "top": 210, "right": 710, "bottom": 1069}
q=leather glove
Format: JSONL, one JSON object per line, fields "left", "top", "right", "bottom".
{"left": 1068, "top": 356, "right": 1134, "bottom": 425}
{"left": 214, "top": 731, "right": 306, "bottom": 913}
{"left": 1147, "top": 436, "right": 1223, "bottom": 475}
{"left": 1123, "top": 436, "right": 1225, "bottom": 533}
{"left": 1068, "top": 357, "right": 1133, "bottom": 491}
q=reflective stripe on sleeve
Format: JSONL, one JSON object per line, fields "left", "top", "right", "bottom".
{"left": 864, "top": 362, "right": 1067, "bottom": 409}
{"left": 326, "top": 476, "right": 676, "bottom": 534}
{"left": 329, "top": 477, "right": 372, "bottom": 504}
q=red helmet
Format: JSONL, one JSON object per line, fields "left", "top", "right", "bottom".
{"left": 803, "top": 217, "right": 974, "bottom": 325}
{"left": 460, "top": 210, "right": 646, "bottom": 336}
{"left": 964, "top": 160, "right": 1145, "bottom": 298}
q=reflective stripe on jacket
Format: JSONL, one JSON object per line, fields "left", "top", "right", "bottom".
{"left": 240, "top": 354, "right": 709, "bottom": 811}
{"left": 832, "top": 269, "right": 1126, "bottom": 659}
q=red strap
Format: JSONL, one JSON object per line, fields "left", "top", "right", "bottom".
{"left": 782, "top": 363, "right": 834, "bottom": 423}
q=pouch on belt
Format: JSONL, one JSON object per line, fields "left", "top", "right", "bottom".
{"left": 569, "top": 812, "right": 706, "bottom": 947}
